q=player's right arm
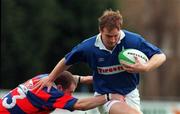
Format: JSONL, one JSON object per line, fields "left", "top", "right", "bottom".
{"left": 34, "top": 58, "right": 70, "bottom": 92}
{"left": 73, "top": 93, "right": 124, "bottom": 111}
{"left": 73, "top": 75, "right": 93, "bottom": 84}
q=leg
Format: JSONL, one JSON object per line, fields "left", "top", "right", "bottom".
{"left": 109, "top": 102, "right": 140, "bottom": 114}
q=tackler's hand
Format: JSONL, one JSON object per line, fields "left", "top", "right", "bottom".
{"left": 32, "top": 77, "right": 53, "bottom": 93}
{"left": 108, "top": 93, "right": 125, "bottom": 102}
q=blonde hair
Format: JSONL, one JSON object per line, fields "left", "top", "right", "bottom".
{"left": 98, "top": 9, "right": 123, "bottom": 31}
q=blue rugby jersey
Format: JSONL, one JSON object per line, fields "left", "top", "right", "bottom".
{"left": 65, "top": 30, "right": 162, "bottom": 95}
{"left": 0, "top": 74, "right": 78, "bottom": 114}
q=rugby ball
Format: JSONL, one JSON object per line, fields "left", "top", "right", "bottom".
{"left": 118, "top": 49, "right": 149, "bottom": 64}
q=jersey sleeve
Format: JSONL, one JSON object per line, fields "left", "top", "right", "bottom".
{"left": 53, "top": 94, "right": 78, "bottom": 111}
{"left": 138, "top": 36, "right": 163, "bottom": 59}
{"left": 65, "top": 43, "right": 87, "bottom": 65}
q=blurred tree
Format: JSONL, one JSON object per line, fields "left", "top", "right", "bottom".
{"left": 140, "top": 0, "right": 180, "bottom": 99}
{"left": 121, "top": 0, "right": 180, "bottom": 100}
{"left": 1, "top": 0, "right": 62, "bottom": 88}
{"left": 1, "top": 0, "right": 120, "bottom": 89}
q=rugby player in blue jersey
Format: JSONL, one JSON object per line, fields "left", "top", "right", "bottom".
{"left": 34, "top": 9, "right": 166, "bottom": 114}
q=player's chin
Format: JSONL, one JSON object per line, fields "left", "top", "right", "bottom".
{"left": 109, "top": 44, "right": 116, "bottom": 49}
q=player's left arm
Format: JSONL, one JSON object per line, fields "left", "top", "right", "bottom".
{"left": 144, "top": 53, "right": 166, "bottom": 72}
{"left": 122, "top": 53, "right": 166, "bottom": 73}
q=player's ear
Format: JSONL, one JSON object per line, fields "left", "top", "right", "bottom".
{"left": 57, "top": 84, "right": 63, "bottom": 91}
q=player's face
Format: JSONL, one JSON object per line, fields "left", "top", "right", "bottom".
{"left": 100, "top": 27, "right": 120, "bottom": 50}
{"left": 63, "top": 83, "right": 76, "bottom": 95}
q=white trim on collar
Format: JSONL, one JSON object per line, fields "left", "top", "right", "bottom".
{"left": 94, "top": 30, "right": 125, "bottom": 52}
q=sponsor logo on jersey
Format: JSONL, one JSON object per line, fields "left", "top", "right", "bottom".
{"left": 97, "top": 65, "right": 124, "bottom": 75}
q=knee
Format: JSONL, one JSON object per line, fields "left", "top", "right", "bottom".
{"left": 128, "top": 109, "right": 142, "bottom": 114}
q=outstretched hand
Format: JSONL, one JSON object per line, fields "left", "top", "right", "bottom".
{"left": 111, "top": 93, "right": 125, "bottom": 102}
{"left": 32, "top": 77, "right": 54, "bottom": 93}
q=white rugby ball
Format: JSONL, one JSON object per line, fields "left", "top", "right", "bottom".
{"left": 118, "top": 49, "right": 149, "bottom": 64}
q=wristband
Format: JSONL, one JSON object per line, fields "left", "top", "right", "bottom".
{"left": 105, "top": 93, "right": 110, "bottom": 101}
{"left": 105, "top": 93, "right": 112, "bottom": 101}
{"left": 77, "top": 76, "right": 81, "bottom": 84}
{"left": 109, "top": 93, "right": 112, "bottom": 100}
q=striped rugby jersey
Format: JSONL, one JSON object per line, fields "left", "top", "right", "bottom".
{"left": 0, "top": 74, "right": 78, "bottom": 114}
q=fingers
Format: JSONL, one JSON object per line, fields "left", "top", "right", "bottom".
{"left": 32, "top": 80, "right": 44, "bottom": 93}
{"left": 121, "top": 62, "right": 140, "bottom": 73}
{"left": 134, "top": 56, "right": 141, "bottom": 64}
{"left": 31, "top": 77, "right": 53, "bottom": 93}
{"left": 32, "top": 80, "right": 41, "bottom": 91}
{"left": 122, "top": 63, "right": 132, "bottom": 68}
{"left": 36, "top": 82, "right": 52, "bottom": 93}
{"left": 122, "top": 64, "right": 135, "bottom": 73}
{"left": 122, "top": 56, "right": 147, "bottom": 73}
{"left": 47, "top": 86, "right": 51, "bottom": 93}
{"left": 36, "top": 84, "right": 44, "bottom": 94}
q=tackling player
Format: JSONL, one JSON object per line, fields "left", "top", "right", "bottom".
{"left": 0, "top": 71, "right": 124, "bottom": 114}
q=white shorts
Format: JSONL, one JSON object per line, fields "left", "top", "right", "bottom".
{"left": 94, "top": 88, "right": 143, "bottom": 114}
